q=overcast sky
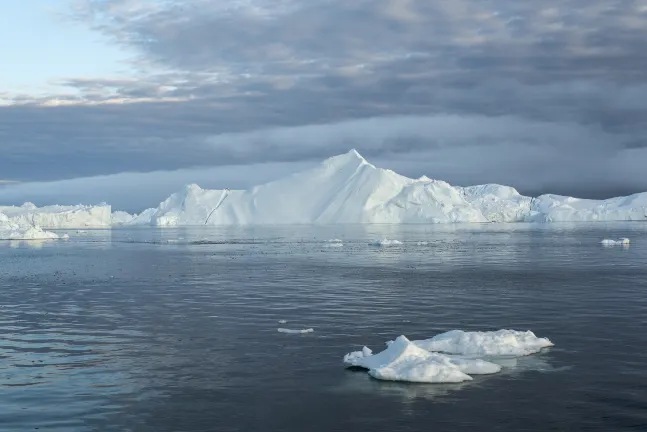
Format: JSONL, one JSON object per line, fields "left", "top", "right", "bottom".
{"left": 2, "top": 0, "right": 647, "bottom": 211}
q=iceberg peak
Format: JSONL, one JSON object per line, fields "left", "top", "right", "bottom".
{"left": 323, "top": 149, "right": 373, "bottom": 170}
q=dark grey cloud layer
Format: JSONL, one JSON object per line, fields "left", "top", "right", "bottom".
{"left": 2, "top": 0, "right": 647, "bottom": 203}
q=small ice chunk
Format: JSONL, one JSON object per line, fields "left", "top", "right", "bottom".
{"left": 325, "top": 239, "right": 343, "bottom": 247}
{"left": 344, "top": 336, "right": 474, "bottom": 383}
{"left": 414, "top": 329, "right": 553, "bottom": 357}
{"left": 370, "top": 238, "right": 403, "bottom": 246}
{"left": 416, "top": 241, "right": 429, "bottom": 246}
{"left": 76, "top": 230, "right": 87, "bottom": 234}
{"left": 278, "top": 328, "right": 313, "bottom": 334}
{"left": 278, "top": 319, "right": 288, "bottom": 324}
{"left": 601, "top": 238, "right": 630, "bottom": 246}
{"left": 60, "top": 233, "right": 70, "bottom": 240}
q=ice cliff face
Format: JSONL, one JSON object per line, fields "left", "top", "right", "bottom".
{"left": 2, "top": 150, "right": 647, "bottom": 227}
{"left": 0, "top": 212, "right": 62, "bottom": 240}
{"left": 0, "top": 203, "right": 111, "bottom": 228}
{"left": 118, "top": 150, "right": 647, "bottom": 226}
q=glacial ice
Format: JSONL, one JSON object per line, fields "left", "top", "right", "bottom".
{"left": 412, "top": 329, "right": 554, "bottom": 357}
{"left": 325, "top": 239, "right": 344, "bottom": 247}
{"left": 344, "top": 329, "right": 552, "bottom": 384}
{"left": 278, "top": 328, "right": 314, "bottom": 334}
{"left": 116, "top": 150, "right": 647, "bottom": 226}
{"left": 0, "top": 213, "right": 61, "bottom": 240}
{"left": 344, "top": 335, "right": 501, "bottom": 383}
{"left": 370, "top": 238, "right": 403, "bottom": 246}
{"left": 3, "top": 150, "right": 647, "bottom": 227}
{"left": 601, "top": 238, "right": 630, "bottom": 246}
{"left": 0, "top": 202, "right": 111, "bottom": 228}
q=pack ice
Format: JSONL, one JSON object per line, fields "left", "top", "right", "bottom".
{"left": 117, "top": 150, "right": 647, "bottom": 226}
{"left": 343, "top": 329, "right": 553, "bottom": 384}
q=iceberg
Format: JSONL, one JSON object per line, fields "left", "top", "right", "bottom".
{"left": 344, "top": 335, "right": 501, "bottom": 383}
{"left": 412, "top": 329, "right": 554, "bottom": 357}
{"left": 344, "top": 330, "right": 552, "bottom": 384}
{"left": 0, "top": 213, "right": 61, "bottom": 240}
{"left": 0, "top": 202, "right": 111, "bottom": 228}
{"left": 4, "top": 150, "right": 647, "bottom": 227}
{"left": 122, "top": 150, "right": 647, "bottom": 226}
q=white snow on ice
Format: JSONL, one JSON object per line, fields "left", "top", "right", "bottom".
{"left": 278, "top": 320, "right": 288, "bottom": 324}
{"left": 104, "top": 150, "right": 647, "bottom": 226}
{"left": 0, "top": 213, "right": 61, "bottom": 240}
{"left": 370, "top": 238, "right": 403, "bottom": 246}
{"left": 601, "top": 238, "right": 630, "bottom": 246}
{"left": 4, "top": 150, "right": 647, "bottom": 227}
{"left": 413, "top": 329, "right": 554, "bottom": 357}
{"left": 344, "top": 335, "right": 501, "bottom": 383}
{"left": 278, "top": 328, "right": 314, "bottom": 334}
{"left": 0, "top": 202, "right": 111, "bottom": 228}
{"left": 344, "top": 329, "right": 552, "bottom": 384}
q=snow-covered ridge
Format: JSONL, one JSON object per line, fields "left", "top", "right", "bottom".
{"left": 3, "top": 150, "right": 647, "bottom": 227}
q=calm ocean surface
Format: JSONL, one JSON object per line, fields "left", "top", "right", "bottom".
{"left": 1, "top": 224, "right": 646, "bottom": 431}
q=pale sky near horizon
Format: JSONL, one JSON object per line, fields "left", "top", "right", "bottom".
{"left": 0, "top": 1, "right": 132, "bottom": 94}
{"left": 2, "top": 0, "right": 647, "bottom": 210}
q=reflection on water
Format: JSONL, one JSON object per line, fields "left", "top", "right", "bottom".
{"left": 1, "top": 223, "right": 646, "bottom": 431}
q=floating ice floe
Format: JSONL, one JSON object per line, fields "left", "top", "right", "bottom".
{"left": 413, "top": 329, "right": 554, "bottom": 357}
{"left": 344, "top": 336, "right": 501, "bottom": 383}
{"left": 325, "top": 239, "right": 344, "bottom": 247}
{"left": 278, "top": 328, "right": 314, "bottom": 334}
{"left": 344, "top": 329, "right": 552, "bottom": 384}
{"left": 370, "top": 238, "right": 403, "bottom": 246}
{"left": 601, "top": 237, "right": 630, "bottom": 246}
{"left": 278, "top": 319, "right": 288, "bottom": 324}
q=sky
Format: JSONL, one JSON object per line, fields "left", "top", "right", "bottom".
{"left": 2, "top": 0, "right": 647, "bottom": 211}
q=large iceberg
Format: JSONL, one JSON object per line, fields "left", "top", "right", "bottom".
{"left": 0, "top": 202, "right": 111, "bottom": 228}
{"left": 344, "top": 330, "right": 553, "bottom": 384}
{"left": 117, "top": 150, "right": 647, "bottom": 226}
{"left": 3, "top": 150, "right": 647, "bottom": 227}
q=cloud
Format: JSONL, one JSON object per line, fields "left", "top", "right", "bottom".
{"left": 0, "top": 160, "right": 315, "bottom": 212}
{"left": 1, "top": 0, "right": 647, "bottom": 201}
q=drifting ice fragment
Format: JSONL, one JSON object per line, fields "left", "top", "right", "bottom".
{"left": 343, "top": 329, "right": 552, "bottom": 384}
{"left": 278, "top": 328, "right": 314, "bottom": 334}
{"left": 601, "top": 238, "right": 630, "bottom": 246}
{"left": 370, "top": 238, "right": 403, "bottom": 246}
{"left": 413, "top": 329, "right": 554, "bottom": 357}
